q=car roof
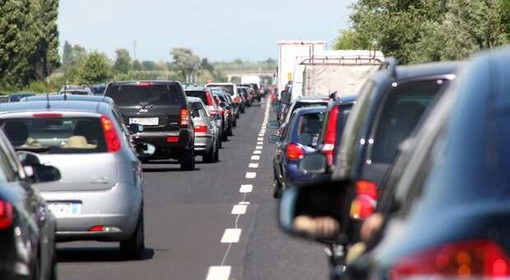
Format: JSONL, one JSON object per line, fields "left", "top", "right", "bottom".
{"left": 372, "top": 61, "right": 463, "bottom": 84}
{"left": 107, "top": 80, "right": 181, "bottom": 85}
{"left": 292, "top": 106, "right": 327, "bottom": 116}
{"left": 22, "top": 95, "right": 115, "bottom": 105}
{"left": 295, "top": 96, "right": 330, "bottom": 102}
{"left": 185, "top": 87, "right": 209, "bottom": 92}
{"left": 0, "top": 100, "right": 110, "bottom": 115}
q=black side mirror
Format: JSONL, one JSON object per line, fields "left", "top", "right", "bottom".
{"left": 299, "top": 152, "right": 327, "bottom": 174}
{"left": 279, "top": 180, "right": 350, "bottom": 243}
{"left": 267, "top": 120, "right": 280, "bottom": 129}
{"left": 129, "top": 123, "right": 144, "bottom": 134}
{"left": 219, "top": 102, "right": 226, "bottom": 108}
{"left": 268, "top": 135, "right": 280, "bottom": 143}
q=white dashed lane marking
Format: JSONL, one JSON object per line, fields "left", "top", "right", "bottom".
{"left": 255, "top": 146, "right": 263, "bottom": 150}
{"left": 221, "top": 228, "right": 242, "bottom": 243}
{"left": 206, "top": 266, "right": 231, "bottom": 280}
{"left": 253, "top": 150, "right": 262, "bottom": 154}
{"left": 231, "top": 204, "right": 248, "bottom": 215}
{"left": 249, "top": 163, "right": 259, "bottom": 168}
{"left": 251, "top": 155, "right": 260, "bottom": 160}
{"left": 245, "top": 172, "right": 257, "bottom": 179}
{"left": 257, "top": 137, "right": 263, "bottom": 141}
{"left": 239, "top": 184, "right": 253, "bottom": 193}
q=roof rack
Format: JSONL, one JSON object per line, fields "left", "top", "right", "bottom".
{"left": 380, "top": 57, "right": 398, "bottom": 79}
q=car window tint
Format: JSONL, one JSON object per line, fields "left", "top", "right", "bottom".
{"left": 106, "top": 84, "right": 182, "bottom": 106}
{"left": 370, "top": 79, "right": 449, "bottom": 164}
{"left": 186, "top": 91, "right": 208, "bottom": 104}
{"left": 2, "top": 118, "right": 108, "bottom": 154}
{"left": 294, "top": 113, "right": 324, "bottom": 146}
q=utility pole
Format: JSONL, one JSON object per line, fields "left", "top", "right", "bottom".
{"left": 133, "top": 40, "right": 137, "bottom": 61}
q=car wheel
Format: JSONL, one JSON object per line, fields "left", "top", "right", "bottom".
{"left": 203, "top": 146, "right": 215, "bottom": 163}
{"left": 222, "top": 132, "right": 228, "bottom": 141}
{"left": 240, "top": 107, "right": 245, "bottom": 113}
{"left": 233, "top": 118, "right": 237, "bottom": 127}
{"left": 213, "top": 142, "right": 220, "bottom": 162}
{"left": 49, "top": 247, "right": 57, "bottom": 280}
{"left": 273, "top": 178, "right": 282, "bottom": 199}
{"left": 180, "top": 148, "right": 195, "bottom": 171}
{"left": 228, "top": 124, "right": 234, "bottom": 136}
{"left": 120, "top": 209, "right": 145, "bottom": 260}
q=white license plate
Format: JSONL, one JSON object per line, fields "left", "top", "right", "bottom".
{"left": 48, "top": 202, "right": 82, "bottom": 216}
{"left": 129, "top": 117, "right": 159, "bottom": 126}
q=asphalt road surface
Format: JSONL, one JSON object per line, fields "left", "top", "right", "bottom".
{"left": 57, "top": 98, "right": 329, "bottom": 280}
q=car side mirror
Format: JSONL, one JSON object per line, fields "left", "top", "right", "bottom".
{"left": 219, "top": 102, "right": 226, "bottom": 108}
{"left": 190, "top": 102, "right": 201, "bottom": 111}
{"left": 267, "top": 120, "right": 280, "bottom": 129}
{"left": 129, "top": 123, "right": 144, "bottom": 134}
{"left": 268, "top": 135, "right": 280, "bottom": 143}
{"left": 299, "top": 152, "right": 327, "bottom": 174}
{"left": 279, "top": 180, "right": 350, "bottom": 243}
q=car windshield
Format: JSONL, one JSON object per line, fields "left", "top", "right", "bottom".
{"left": 293, "top": 112, "right": 325, "bottom": 147}
{"left": 105, "top": 84, "right": 182, "bottom": 106}
{"left": 370, "top": 79, "right": 449, "bottom": 163}
{"left": 208, "top": 85, "right": 234, "bottom": 95}
{"left": 185, "top": 91, "right": 208, "bottom": 105}
{"left": 1, "top": 117, "right": 108, "bottom": 154}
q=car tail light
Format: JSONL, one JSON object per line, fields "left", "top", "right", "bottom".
{"left": 194, "top": 124, "right": 208, "bottom": 133}
{"left": 350, "top": 180, "right": 378, "bottom": 220}
{"left": 219, "top": 109, "right": 225, "bottom": 117}
{"left": 180, "top": 108, "right": 190, "bottom": 127}
{"left": 323, "top": 106, "right": 339, "bottom": 166}
{"left": 286, "top": 143, "right": 305, "bottom": 160}
{"left": 33, "top": 113, "right": 63, "bottom": 118}
{"left": 233, "top": 96, "right": 240, "bottom": 103}
{"left": 389, "top": 240, "right": 510, "bottom": 279}
{"left": 89, "top": 225, "right": 104, "bottom": 232}
{"left": 101, "top": 115, "right": 121, "bottom": 153}
{"left": 215, "top": 96, "right": 221, "bottom": 105}
{"left": 0, "top": 200, "right": 13, "bottom": 229}
{"left": 136, "top": 82, "right": 152, "bottom": 86}
{"left": 206, "top": 92, "right": 214, "bottom": 106}
{"left": 166, "top": 136, "right": 179, "bottom": 143}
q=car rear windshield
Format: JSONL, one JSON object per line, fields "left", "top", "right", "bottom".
{"left": 293, "top": 112, "right": 325, "bottom": 147}
{"left": 1, "top": 117, "right": 108, "bottom": 154}
{"left": 105, "top": 84, "right": 183, "bottom": 106}
{"left": 208, "top": 85, "right": 234, "bottom": 95}
{"left": 185, "top": 91, "right": 208, "bottom": 105}
{"left": 370, "top": 79, "right": 450, "bottom": 163}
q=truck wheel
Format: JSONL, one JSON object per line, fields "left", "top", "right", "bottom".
{"left": 180, "top": 148, "right": 195, "bottom": 171}
{"left": 120, "top": 209, "right": 145, "bottom": 260}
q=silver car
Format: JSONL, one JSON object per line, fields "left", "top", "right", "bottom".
{"left": 0, "top": 100, "right": 145, "bottom": 259}
{"left": 187, "top": 97, "right": 220, "bottom": 163}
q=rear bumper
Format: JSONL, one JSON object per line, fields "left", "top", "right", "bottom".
{"left": 40, "top": 182, "right": 142, "bottom": 242}
{"left": 194, "top": 134, "right": 213, "bottom": 153}
{"left": 284, "top": 162, "right": 313, "bottom": 186}
{"left": 132, "top": 130, "right": 193, "bottom": 149}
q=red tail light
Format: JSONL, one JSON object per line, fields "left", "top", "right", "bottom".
{"left": 286, "top": 143, "right": 305, "bottom": 160}
{"left": 206, "top": 92, "right": 214, "bottom": 106}
{"left": 180, "top": 108, "right": 190, "bottom": 127}
{"left": 219, "top": 109, "right": 225, "bottom": 117}
{"left": 101, "top": 116, "right": 121, "bottom": 153}
{"left": 89, "top": 225, "right": 104, "bottom": 232}
{"left": 136, "top": 82, "right": 152, "bottom": 86}
{"left": 323, "top": 106, "right": 340, "bottom": 166}
{"left": 233, "top": 96, "right": 240, "bottom": 103}
{"left": 194, "top": 124, "right": 208, "bottom": 133}
{"left": 390, "top": 240, "right": 510, "bottom": 278}
{"left": 215, "top": 96, "right": 221, "bottom": 105}
{"left": 33, "top": 113, "right": 63, "bottom": 118}
{"left": 350, "top": 180, "right": 378, "bottom": 220}
{"left": 166, "top": 136, "right": 179, "bottom": 143}
{"left": 0, "top": 200, "right": 13, "bottom": 229}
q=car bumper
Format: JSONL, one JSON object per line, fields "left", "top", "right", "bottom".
{"left": 194, "top": 134, "right": 213, "bottom": 152}
{"left": 132, "top": 130, "right": 192, "bottom": 149}
{"left": 284, "top": 162, "right": 313, "bottom": 186}
{"left": 40, "top": 182, "right": 142, "bottom": 242}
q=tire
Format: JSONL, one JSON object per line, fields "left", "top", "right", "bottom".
{"left": 203, "top": 145, "right": 215, "bottom": 163}
{"left": 222, "top": 132, "right": 228, "bottom": 141}
{"left": 240, "top": 106, "right": 245, "bottom": 113}
{"left": 49, "top": 248, "right": 57, "bottom": 280}
{"left": 233, "top": 118, "right": 237, "bottom": 127}
{"left": 120, "top": 209, "right": 145, "bottom": 260}
{"left": 180, "top": 148, "right": 195, "bottom": 171}
{"left": 213, "top": 141, "right": 220, "bottom": 162}
{"left": 227, "top": 123, "right": 234, "bottom": 136}
{"left": 218, "top": 133, "right": 223, "bottom": 148}
{"left": 273, "top": 178, "right": 282, "bottom": 199}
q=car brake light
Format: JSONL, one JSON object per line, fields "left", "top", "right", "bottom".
{"left": 350, "top": 180, "right": 378, "bottom": 220}
{"left": 323, "top": 106, "right": 339, "bottom": 166}
{"left": 136, "top": 82, "right": 152, "bottom": 86}
{"left": 101, "top": 115, "right": 121, "bottom": 153}
{"left": 194, "top": 124, "right": 208, "bottom": 133}
{"left": 0, "top": 200, "right": 13, "bottom": 229}
{"left": 89, "top": 225, "right": 104, "bottom": 232}
{"left": 219, "top": 109, "right": 224, "bottom": 117}
{"left": 233, "top": 96, "right": 240, "bottom": 103}
{"left": 33, "top": 113, "right": 63, "bottom": 118}
{"left": 286, "top": 143, "right": 305, "bottom": 160}
{"left": 389, "top": 240, "right": 510, "bottom": 278}
{"left": 166, "top": 136, "right": 179, "bottom": 143}
{"left": 215, "top": 96, "right": 221, "bottom": 105}
{"left": 206, "top": 92, "right": 214, "bottom": 106}
{"left": 180, "top": 108, "right": 190, "bottom": 127}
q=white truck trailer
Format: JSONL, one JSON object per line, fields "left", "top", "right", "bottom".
{"left": 276, "top": 40, "right": 326, "bottom": 98}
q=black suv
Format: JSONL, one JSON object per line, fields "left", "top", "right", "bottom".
{"left": 104, "top": 81, "right": 195, "bottom": 170}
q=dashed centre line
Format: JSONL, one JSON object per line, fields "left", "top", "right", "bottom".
{"left": 221, "top": 228, "right": 242, "bottom": 243}
{"left": 245, "top": 172, "right": 257, "bottom": 179}
{"left": 206, "top": 266, "right": 231, "bottom": 280}
{"left": 257, "top": 137, "right": 264, "bottom": 141}
{"left": 239, "top": 184, "right": 253, "bottom": 193}
{"left": 255, "top": 146, "right": 263, "bottom": 150}
{"left": 251, "top": 155, "right": 260, "bottom": 160}
{"left": 231, "top": 204, "right": 248, "bottom": 215}
{"left": 249, "top": 163, "right": 259, "bottom": 168}
{"left": 253, "top": 150, "right": 262, "bottom": 154}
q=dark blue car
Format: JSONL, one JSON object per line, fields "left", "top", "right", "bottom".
{"left": 269, "top": 106, "right": 326, "bottom": 198}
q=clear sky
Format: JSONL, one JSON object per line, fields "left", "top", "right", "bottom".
{"left": 58, "top": 0, "right": 354, "bottom": 62}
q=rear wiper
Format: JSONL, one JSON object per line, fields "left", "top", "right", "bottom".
{"left": 14, "top": 146, "right": 50, "bottom": 153}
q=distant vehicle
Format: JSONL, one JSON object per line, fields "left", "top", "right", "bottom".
{"left": 212, "top": 91, "right": 234, "bottom": 138}
{"left": 187, "top": 97, "right": 220, "bottom": 163}
{"left": 185, "top": 88, "right": 224, "bottom": 147}
{"left": 90, "top": 84, "right": 106, "bottom": 95}
{"left": 269, "top": 106, "right": 326, "bottom": 198}
{"left": 8, "top": 92, "right": 35, "bottom": 102}
{"left": 104, "top": 81, "right": 196, "bottom": 170}
{"left": 59, "top": 85, "right": 94, "bottom": 96}
{"left": 0, "top": 130, "right": 60, "bottom": 280}
{"left": 205, "top": 82, "right": 241, "bottom": 119}
{"left": 0, "top": 100, "right": 145, "bottom": 260}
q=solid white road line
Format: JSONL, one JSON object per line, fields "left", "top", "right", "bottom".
{"left": 239, "top": 184, "right": 253, "bottom": 193}
{"left": 251, "top": 155, "right": 260, "bottom": 160}
{"left": 245, "top": 172, "right": 257, "bottom": 179}
{"left": 206, "top": 266, "right": 232, "bottom": 280}
{"left": 249, "top": 163, "right": 259, "bottom": 168}
{"left": 232, "top": 204, "right": 248, "bottom": 215}
{"left": 253, "top": 150, "right": 262, "bottom": 154}
{"left": 221, "top": 228, "right": 242, "bottom": 243}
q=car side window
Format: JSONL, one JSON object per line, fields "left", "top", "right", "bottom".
{"left": 0, "top": 137, "right": 19, "bottom": 183}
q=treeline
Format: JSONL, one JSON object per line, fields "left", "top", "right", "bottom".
{"left": 0, "top": 0, "right": 59, "bottom": 89}
{"left": 335, "top": 0, "right": 510, "bottom": 64}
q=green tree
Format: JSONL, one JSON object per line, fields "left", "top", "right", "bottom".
{"left": 112, "top": 48, "right": 132, "bottom": 74}
{"left": 78, "top": 51, "right": 111, "bottom": 84}
{"left": 132, "top": 60, "right": 144, "bottom": 71}
{"left": 142, "top": 60, "right": 158, "bottom": 71}
{"left": 334, "top": 29, "right": 372, "bottom": 50}
{"left": 170, "top": 48, "right": 200, "bottom": 82}
{"left": 62, "top": 41, "right": 74, "bottom": 70}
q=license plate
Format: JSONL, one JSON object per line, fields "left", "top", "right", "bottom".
{"left": 47, "top": 202, "right": 82, "bottom": 216}
{"left": 129, "top": 117, "right": 159, "bottom": 126}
